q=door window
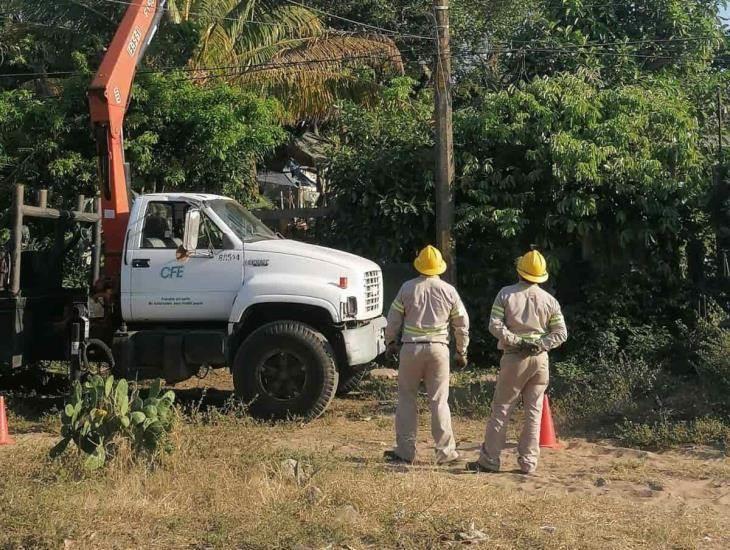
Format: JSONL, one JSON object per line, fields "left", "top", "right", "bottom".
{"left": 141, "top": 201, "right": 228, "bottom": 250}
{"left": 141, "top": 202, "right": 186, "bottom": 249}
{"left": 197, "top": 213, "right": 225, "bottom": 250}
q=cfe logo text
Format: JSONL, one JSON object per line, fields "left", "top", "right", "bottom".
{"left": 161, "top": 266, "right": 184, "bottom": 279}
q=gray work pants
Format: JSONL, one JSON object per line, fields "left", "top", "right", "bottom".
{"left": 394, "top": 343, "right": 457, "bottom": 462}
{"left": 478, "top": 352, "right": 549, "bottom": 473}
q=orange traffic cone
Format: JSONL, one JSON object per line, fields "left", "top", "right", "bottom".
{"left": 0, "top": 395, "right": 15, "bottom": 446}
{"left": 539, "top": 394, "right": 562, "bottom": 449}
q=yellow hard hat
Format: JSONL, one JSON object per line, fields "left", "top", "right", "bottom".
{"left": 414, "top": 245, "right": 447, "bottom": 276}
{"left": 516, "top": 249, "right": 549, "bottom": 283}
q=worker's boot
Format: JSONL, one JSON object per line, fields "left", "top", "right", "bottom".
{"left": 436, "top": 449, "right": 460, "bottom": 465}
{"left": 383, "top": 450, "right": 414, "bottom": 465}
{"left": 466, "top": 460, "right": 499, "bottom": 473}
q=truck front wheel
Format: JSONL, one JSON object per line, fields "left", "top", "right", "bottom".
{"left": 232, "top": 321, "right": 338, "bottom": 420}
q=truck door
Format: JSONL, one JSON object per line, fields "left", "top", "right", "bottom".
{"left": 127, "top": 200, "right": 243, "bottom": 322}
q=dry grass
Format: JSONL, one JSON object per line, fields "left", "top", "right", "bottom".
{"left": 1, "top": 373, "right": 728, "bottom": 549}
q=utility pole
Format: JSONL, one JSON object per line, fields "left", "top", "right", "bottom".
{"left": 433, "top": 0, "right": 455, "bottom": 283}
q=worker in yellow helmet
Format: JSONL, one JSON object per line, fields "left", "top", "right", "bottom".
{"left": 469, "top": 249, "right": 567, "bottom": 475}
{"left": 383, "top": 245, "right": 470, "bottom": 465}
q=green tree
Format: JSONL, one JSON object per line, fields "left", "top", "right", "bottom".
{"left": 503, "top": 0, "right": 723, "bottom": 84}
{"left": 0, "top": 71, "right": 286, "bottom": 216}
{"left": 456, "top": 73, "right": 706, "bottom": 278}
{"left": 319, "top": 77, "right": 433, "bottom": 262}
{"left": 172, "top": 0, "right": 404, "bottom": 122}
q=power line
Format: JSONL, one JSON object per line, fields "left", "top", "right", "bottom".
{"left": 0, "top": 51, "right": 409, "bottom": 83}
{"left": 1, "top": 9, "right": 725, "bottom": 82}
{"left": 0, "top": 41, "right": 721, "bottom": 82}
{"left": 283, "top": 0, "right": 435, "bottom": 40}
{"left": 98, "top": 0, "right": 305, "bottom": 28}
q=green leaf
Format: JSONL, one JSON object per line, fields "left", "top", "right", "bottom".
{"left": 115, "top": 379, "right": 129, "bottom": 416}
{"left": 104, "top": 375, "right": 114, "bottom": 398}
{"left": 64, "top": 404, "right": 75, "bottom": 417}
{"left": 146, "top": 420, "right": 164, "bottom": 436}
{"left": 72, "top": 381, "right": 82, "bottom": 403}
{"left": 130, "top": 411, "right": 146, "bottom": 425}
{"left": 49, "top": 437, "right": 71, "bottom": 458}
{"left": 161, "top": 390, "right": 175, "bottom": 404}
{"left": 83, "top": 445, "right": 106, "bottom": 471}
{"left": 131, "top": 396, "right": 143, "bottom": 411}
{"left": 148, "top": 379, "right": 162, "bottom": 399}
{"left": 120, "top": 416, "right": 131, "bottom": 428}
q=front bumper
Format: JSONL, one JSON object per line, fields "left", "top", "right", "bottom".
{"left": 341, "top": 316, "right": 387, "bottom": 366}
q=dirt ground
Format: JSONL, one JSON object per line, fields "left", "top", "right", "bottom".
{"left": 1, "top": 368, "right": 728, "bottom": 549}
{"left": 173, "top": 369, "right": 730, "bottom": 517}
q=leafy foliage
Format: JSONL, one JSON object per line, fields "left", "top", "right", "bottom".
{"left": 456, "top": 73, "right": 706, "bottom": 277}
{"left": 616, "top": 417, "right": 730, "bottom": 451}
{"left": 508, "top": 0, "right": 723, "bottom": 82}
{"left": 0, "top": 72, "right": 285, "bottom": 217}
{"left": 319, "top": 77, "right": 434, "bottom": 262}
{"left": 695, "top": 314, "right": 730, "bottom": 397}
{"left": 325, "top": 72, "right": 708, "bottom": 296}
{"left": 181, "top": 0, "right": 404, "bottom": 122}
{"left": 51, "top": 376, "right": 176, "bottom": 470}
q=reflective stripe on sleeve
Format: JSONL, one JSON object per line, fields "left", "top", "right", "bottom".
{"left": 390, "top": 300, "right": 405, "bottom": 314}
{"left": 548, "top": 314, "right": 564, "bottom": 327}
{"left": 449, "top": 305, "right": 464, "bottom": 320}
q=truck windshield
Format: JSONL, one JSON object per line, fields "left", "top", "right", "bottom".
{"left": 208, "top": 199, "right": 277, "bottom": 243}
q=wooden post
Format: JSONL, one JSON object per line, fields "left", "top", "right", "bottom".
{"left": 77, "top": 194, "right": 86, "bottom": 214}
{"left": 38, "top": 189, "right": 48, "bottom": 209}
{"left": 11, "top": 185, "right": 24, "bottom": 296}
{"left": 433, "top": 0, "right": 455, "bottom": 283}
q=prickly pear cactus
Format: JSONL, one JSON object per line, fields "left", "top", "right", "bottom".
{"left": 51, "top": 375, "right": 176, "bottom": 469}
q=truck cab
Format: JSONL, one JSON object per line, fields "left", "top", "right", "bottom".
{"left": 115, "top": 193, "right": 386, "bottom": 418}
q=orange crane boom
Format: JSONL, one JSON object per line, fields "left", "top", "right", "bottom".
{"left": 88, "top": 0, "right": 166, "bottom": 284}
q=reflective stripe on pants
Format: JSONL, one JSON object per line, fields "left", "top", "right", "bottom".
{"left": 394, "top": 343, "right": 456, "bottom": 462}
{"left": 478, "top": 352, "right": 549, "bottom": 472}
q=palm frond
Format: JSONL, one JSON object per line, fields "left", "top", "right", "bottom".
{"left": 183, "top": 1, "right": 404, "bottom": 121}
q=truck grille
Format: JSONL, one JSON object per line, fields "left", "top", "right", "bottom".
{"left": 364, "top": 270, "right": 382, "bottom": 313}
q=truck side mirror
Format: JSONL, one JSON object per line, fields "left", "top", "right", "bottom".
{"left": 177, "top": 208, "right": 200, "bottom": 260}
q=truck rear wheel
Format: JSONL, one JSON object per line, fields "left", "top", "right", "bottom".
{"left": 232, "top": 321, "right": 338, "bottom": 420}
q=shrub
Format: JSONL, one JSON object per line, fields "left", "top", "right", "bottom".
{"left": 551, "top": 353, "right": 660, "bottom": 423}
{"left": 51, "top": 376, "right": 176, "bottom": 469}
{"left": 696, "top": 323, "right": 730, "bottom": 397}
{"left": 616, "top": 417, "right": 730, "bottom": 452}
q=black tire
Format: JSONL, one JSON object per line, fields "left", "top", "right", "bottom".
{"left": 336, "top": 365, "right": 368, "bottom": 396}
{"left": 232, "top": 321, "right": 338, "bottom": 420}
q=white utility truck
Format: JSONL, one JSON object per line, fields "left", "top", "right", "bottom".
{"left": 1, "top": 188, "right": 385, "bottom": 420}
{"left": 0, "top": 1, "right": 386, "bottom": 420}
{"left": 119, "top": 192, "right": 385, "bottom": 418}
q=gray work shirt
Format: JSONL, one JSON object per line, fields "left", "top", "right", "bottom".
{"left": 385, "top": 275, "right": 469, "bottom": 356}
{"left": 489, "top": 281, "right": 567, "bottom": 353}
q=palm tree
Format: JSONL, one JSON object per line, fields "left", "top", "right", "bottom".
{"left": 167, "top": 0, "right": 404, "bottom": 122}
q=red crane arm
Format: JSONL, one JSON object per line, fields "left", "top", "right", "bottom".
{"left": 88, "top": 0, "right": 166, "bottom": 283}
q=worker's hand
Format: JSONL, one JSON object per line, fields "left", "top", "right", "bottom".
{"left": 385, "top": 342, "right": 400, "bottom": 361}
{"left": 518, "top": 339, "right": 541, "bottom": 355}
{"left": 455, "top": 353, "right": 468, "bottom": 369}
